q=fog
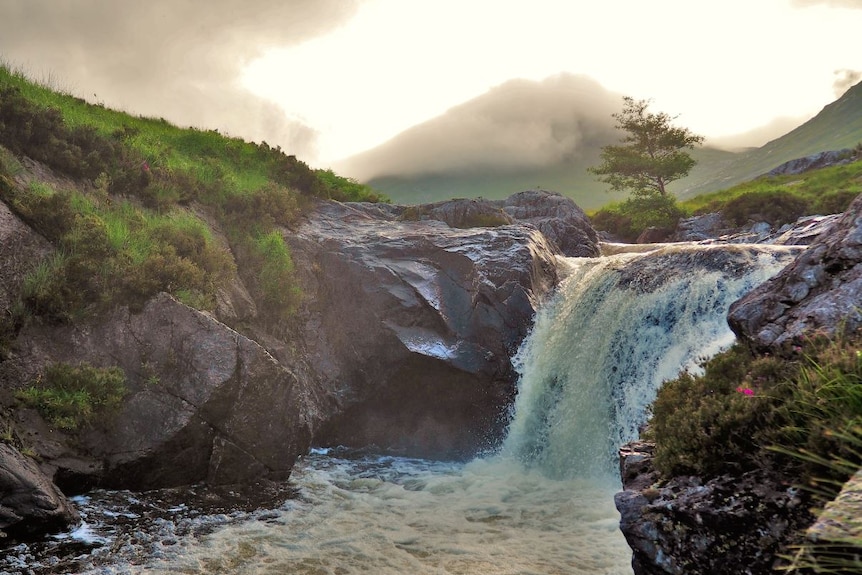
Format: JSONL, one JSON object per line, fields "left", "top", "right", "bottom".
{"left": 0, "top": 0, "right": 360, "bottom": 159}
{"left": 336, "top": 74, "right": 623, "bottom": 181}
{"left": 834, "top": 69, "right": 862, "bottom": 97}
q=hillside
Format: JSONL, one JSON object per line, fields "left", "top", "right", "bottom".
{"left": 677, "top": 79, "right": 862, "bottom": 198}
{"left": 0, "top": 64, "right": 383, "bottom": 330}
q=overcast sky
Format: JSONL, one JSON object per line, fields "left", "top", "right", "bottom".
{"left": 1, "top": 0, "right": 861, "bottom": 179}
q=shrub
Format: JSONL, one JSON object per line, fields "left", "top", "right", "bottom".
{"left": 249, "top": 231, "right": 301, "bottom": 320}
{"left": 315, "top": 168, "right": 389, "bottom": 203}
{"left": 590, "top": 194, "right": 687, "bottom": 242}
{"left": 650, "top": 334, "right": 862, "bottom": 491}
{"left": 812, "top": 189, "right": 858, "bottom": 215}
{"left": 722, "top": 189, "right": 811, "bottom": 227}
{"left": 16, "top": 362, "right": 127, "bottom": 430}
{"left": 648, "top": 344, "right": 790, "bottom": 477}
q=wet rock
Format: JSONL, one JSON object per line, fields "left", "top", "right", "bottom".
{"left": 493, "top": 190, "right": 600, "bottom": 257}
{"left": 10, "top": 293, "right": 312, "bottom": 489}
{"left": 615, "top": 442, "right": 813, "bottom": 575}
{"left": 288, "top": 198, "right": 561, "bottom": 458}
{"left": 728, "top": 193, "right": 862, "bottom": 352}
{"left": 391, "top": 190, "right": 600, "bottom": 257}
{"left": 0, "top": 443, "right": 79, "bottom": 540}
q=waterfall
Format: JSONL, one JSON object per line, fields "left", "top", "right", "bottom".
{"left": 502, "top": 243, "right": 799, "bottom": 479}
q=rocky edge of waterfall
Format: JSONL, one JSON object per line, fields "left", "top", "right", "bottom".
{"left": 0, "top": 175, "right": 587, "bottom": 541}
{"left": 615, "top": 194, "right": 862, "bottom": 575}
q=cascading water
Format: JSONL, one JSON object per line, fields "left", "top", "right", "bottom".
{"left": 10, "top": 243, "right": 800, "bottom": 575}
{"left": 503, "top": 244, "right": 799, "bottom": 480}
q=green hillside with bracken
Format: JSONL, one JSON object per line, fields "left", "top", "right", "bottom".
{"left": 0, "top": 63, "right": 384, "bottom": 336}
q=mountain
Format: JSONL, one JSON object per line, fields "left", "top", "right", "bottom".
{"left": 340, "top": 78, "right": 862, "bottom": 210}
{"left": 335, "top": 74, "right": 632, "bottom": 210}
{"left": 675, "top": 80, "right": 862, "bottom": 198}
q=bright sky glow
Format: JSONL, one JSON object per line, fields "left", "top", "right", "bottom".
{"left": 240, "top": 0, "right": 862, "bottom": 165}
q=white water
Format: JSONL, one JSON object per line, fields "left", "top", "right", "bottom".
{"left": 49, "top": 243, "right": 797, "bottom": 575}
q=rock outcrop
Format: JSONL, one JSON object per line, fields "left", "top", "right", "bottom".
{"left": 615, "top": 441, "right": 813, "bottom": 575}
{"left": 767, "top": 149, "right": 858, "bottom": 177}
{"left": 8, "top": 293, "right": 312, "bottom": 491}
{"left": 391, "top": 190, "right": 599, "bottom": 257}
{"left": 288, "top": 198, "right": 564, "bottom": 458}
{"left": 0, "top": 444, "right": 79, "bottom": 539}
{"left": 728, "top": 194, "right": 862, "bottom": 351}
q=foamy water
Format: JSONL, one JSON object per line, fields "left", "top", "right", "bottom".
{"left": 111, "top": 451, "right": 631, "bottom": 575}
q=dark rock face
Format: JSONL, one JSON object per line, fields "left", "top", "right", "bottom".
{"left": 615, "top": 441, "right": 813, "bottom": 575}
{"left": 728, "top": 194, "right": 862, "bottom": 351}
{"left": 767, "top": 149, "right": 857, "bottom": 177}
{"left": 0, "top": 444, "right": 79, "bottom": 540}
{"left": 288, "top": 199, "right": 562, "bottom": 458}
{"left": 10, "top": 293, "right": 312, "bottom": 490}
{"left": 390, "top": 190, "right": 599, "bottom": 257}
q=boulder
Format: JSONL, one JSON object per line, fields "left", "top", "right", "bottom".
{"left": 0, "top": 443, "right": 79, "bottom": 540}
{"left": 288, "top": 198, "right": 561, "bottom": 458}
{"left": 728, "top": 194, "right": 862, "bottom": 352}
{"left": 806, "top": 469, "right": 862, "bottom": 549}
{"left": 767, "top": 149, "right": 857, "bottom": 177}
{"left": 9, "top": 293, "right": 312, "bottom": 490}
{"left": 493, "top": 190, "right": 600, "bottom": 257}
{"left": 615, "top": 442, "right": 813, "bottom": 575}
{"left": 391, "top": 190, "right": 600, "bottom": 257}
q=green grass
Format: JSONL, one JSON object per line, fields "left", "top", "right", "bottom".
{"left": 16, "top": 362, "right": 127, "bottom": 430}
{"left": 679, "top": 158, "right": 862, "bottom": 217}
{"left": 0, "top": 62, "right": 387, "bottom": 322}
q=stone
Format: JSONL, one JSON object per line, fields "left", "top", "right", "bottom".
{"left": 288, "top": 198, "right": 561, "bottom": 458}
{"left": 728, "top": 193, "right": 862, "bottom": 352}
{"left": 10, "top": 293, "right": 312, "bottom": 490}
{"left": 615, "top": 441, "right": 813, "bottom": 575}
{"left": 0, "top": 444, "right": 79, "bottom": 540}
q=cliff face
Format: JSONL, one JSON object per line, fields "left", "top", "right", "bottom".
{"left": 0, "top": 154, "right": 593, "bottom": 539}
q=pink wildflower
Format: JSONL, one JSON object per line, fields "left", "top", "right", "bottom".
{"left": 736, "top": 386, "right": 755, "bottom": 396}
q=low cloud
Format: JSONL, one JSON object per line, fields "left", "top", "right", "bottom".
{"left": 336, "top": 74, "right": 623, "bottom": 181}
{"left": 0, "top": 0, "right": 360, "bottom": 162}
{"left": 707, "top": 115, "right": 810, "bottom": 150}
{"left": 833, "top": 68, "right": 862, "bottom": 97}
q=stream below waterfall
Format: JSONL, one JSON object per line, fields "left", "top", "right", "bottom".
{"left": 3, "top": 243, "right": 799, "bottom": 575}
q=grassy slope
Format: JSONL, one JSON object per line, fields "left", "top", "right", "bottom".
{"left": 0, "top": 64, "right": 382, "bottom": 324}
{"left": 677, "top": 81, "right": 862, "bottom": 199}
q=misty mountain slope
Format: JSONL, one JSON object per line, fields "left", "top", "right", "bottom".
{"left": 337, "top": 74, "right": 631, "bottom": 210}
{"left": 345, "top": 78, "right": 862, "bottom": 210}
{"left": 673, "top": 80, "right": 862, "bottom": 198}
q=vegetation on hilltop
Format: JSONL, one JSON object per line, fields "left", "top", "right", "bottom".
{"left": 0, "top": 63, "right": 386, "bottom": 328}
{"left": 590, "top": 149, "right": 862, "bottom": 241}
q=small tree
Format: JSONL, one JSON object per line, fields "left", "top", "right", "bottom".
{"left": 590, "top": 97, "right": 703, "bottom": 197}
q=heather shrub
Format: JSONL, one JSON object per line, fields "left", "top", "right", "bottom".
{"left": 722, "top": 189, "right": 810, "bottom": 227}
